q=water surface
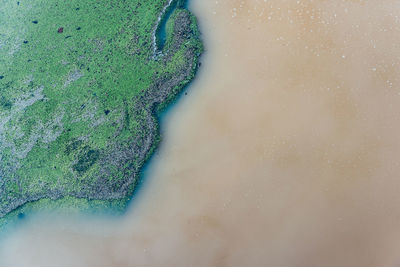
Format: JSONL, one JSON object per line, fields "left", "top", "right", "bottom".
{"left": 3, "top": 0, "right": 400, "bottom": 266}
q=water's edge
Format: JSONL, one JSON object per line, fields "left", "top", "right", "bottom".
{"left": 130, "top": 0, "right": 203, "bottom": 209}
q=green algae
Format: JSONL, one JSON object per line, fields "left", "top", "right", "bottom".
{"left": 0, "top": 0, "right": 202, "bottom": 227}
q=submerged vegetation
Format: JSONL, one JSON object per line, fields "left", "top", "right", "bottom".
{"left": 0, "top": 0, "right": 202, "bottom": 226}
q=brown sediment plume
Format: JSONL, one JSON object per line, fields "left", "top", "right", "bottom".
{"left": 2, "top": 0, "right": 400, "bottom": 266}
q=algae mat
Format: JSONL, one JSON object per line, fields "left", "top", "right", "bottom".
{"left": 0, "top": 0, "right": 202, "bottom": 225}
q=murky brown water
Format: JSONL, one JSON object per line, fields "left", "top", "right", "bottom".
{"left": 3, "top": 0, "right": 400, "bottom": 266}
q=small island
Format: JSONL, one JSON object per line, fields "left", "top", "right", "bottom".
{"left": 0, "top": 0, "right": 202, "bottom": 226}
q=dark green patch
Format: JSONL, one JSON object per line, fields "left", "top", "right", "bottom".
{"left": 73, "top": 148, "right": 100, "bottom": 174}
{"left": 0, "top": 96, "right": 12, "bottom": 110}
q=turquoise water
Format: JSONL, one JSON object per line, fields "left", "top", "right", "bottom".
{"left": 156, "top": 0, "right": 191, "bottom": 51}
{"left": 156, "top": 0, "right": 179, "bottom": 51}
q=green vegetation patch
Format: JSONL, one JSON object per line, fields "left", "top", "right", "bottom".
{"left": 0, "top": 0, "right": 203, "bottom": 227}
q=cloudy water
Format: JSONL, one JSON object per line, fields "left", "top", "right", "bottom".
{"left": 2, "top": 0, "right": 400, "bottom": 266}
